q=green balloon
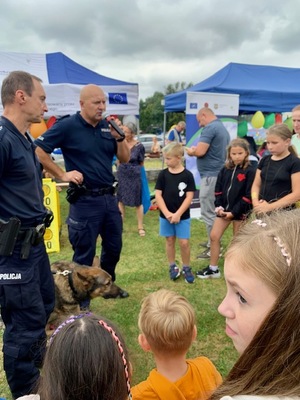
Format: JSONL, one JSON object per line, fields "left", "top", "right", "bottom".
{"left": 284, "top": 117, "right": 293, "bottom": 132}
{"left": 237, "top": 121, "right": 248, "bottom": 137}
{"left": 263, "top": 113, "right": 275, "bottom": 129}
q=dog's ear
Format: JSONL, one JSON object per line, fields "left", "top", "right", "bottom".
{"left": 92, "top": 256, "right": 100, "bottom": 267}
{"left": 76, "top": 270, "right": 89, "bottom": 281}
{"left": 76, "top": 271, "right": 96, "bottom": 289}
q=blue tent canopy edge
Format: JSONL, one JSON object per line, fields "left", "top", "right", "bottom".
{"left": 164, "top": 62, "right": 300, "bottom": 113}
{"left": 46, "top": 52, "right": 137, "bottom": 86}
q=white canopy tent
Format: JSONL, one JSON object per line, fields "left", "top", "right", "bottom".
{"left": 0, "top": 51, "right": 139, "bottom": 117}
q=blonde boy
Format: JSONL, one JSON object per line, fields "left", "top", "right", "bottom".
{"left": 155, "top": 143, "right": 196, "bottom": 283}
{"left": 131, "top": 289, "right": 222, "bottom": 400}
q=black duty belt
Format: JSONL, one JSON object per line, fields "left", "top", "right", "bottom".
{"left": 84, "top": 187, "right": 114, "bottom": 196}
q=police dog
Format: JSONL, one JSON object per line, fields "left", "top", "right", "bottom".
{"left": 47, "top": 257, "right": 122, "bottom": 333}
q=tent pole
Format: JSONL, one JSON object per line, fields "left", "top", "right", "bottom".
{"left": 163, "top": 111, "right": 167, "bottom": 145}
{"left": 162, "top": 110, "right": 167, "bottom": 169}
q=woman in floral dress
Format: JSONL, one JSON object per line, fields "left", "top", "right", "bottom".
{"left": 117, "top": 122, "right": 146, "bottom": 236}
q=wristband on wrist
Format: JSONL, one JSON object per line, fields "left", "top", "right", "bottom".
{"left": 116, "top": 137, "right": 125, "bottom": 142}
{"left": 252, "top": 192, "right": 258, "bottom": 200}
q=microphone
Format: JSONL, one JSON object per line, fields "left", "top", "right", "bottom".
{"left": 102, "top": 112, "right": 125, "bottom": 138}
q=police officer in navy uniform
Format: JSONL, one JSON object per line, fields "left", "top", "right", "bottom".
{"left": 35, "top": 84, "right": 130, "bottom": 306}
{"left": 0, "top": 71, "right": 55, "bottom": 398}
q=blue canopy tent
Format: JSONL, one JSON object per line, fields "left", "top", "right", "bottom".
{"left": 164, "top": 62, "right": 300, "bottom": 113}
{"left": 0, "top": 51, "right": 139, "bottom": 116}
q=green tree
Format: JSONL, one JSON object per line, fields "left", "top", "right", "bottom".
{"left": 139, "top": 82, "right": 193, "bottom": 133}
{"left": 164, "top": 81, "right": 193, "bottom": 95}
{"left": 139, "top": 91, "right": 164, "bottom": 133}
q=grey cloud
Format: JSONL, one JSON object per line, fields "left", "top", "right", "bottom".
{"left": 1, "top": 0, "right": 300, "bottom": 99}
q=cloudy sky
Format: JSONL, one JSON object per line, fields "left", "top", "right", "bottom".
{"left": 1, "top": 0, "right": 300, "bottom": 100}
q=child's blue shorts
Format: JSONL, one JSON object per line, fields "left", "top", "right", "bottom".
{"left": 159, "top": 217, "right": 191, "bottom": 239}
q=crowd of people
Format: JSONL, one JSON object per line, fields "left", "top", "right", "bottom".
{"left": 17, "top": 210, "right": 300, "bottom": 400}
{"left": 1, "top": 70, "right": 300, "bottom": 399}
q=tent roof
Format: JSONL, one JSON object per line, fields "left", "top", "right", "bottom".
{"left": 165, "top": 62, "right": 300, "bottom": 113}
{"left": 46, "top": 52, "right": 136, "bottom": 86}
{"left": 0, "top": 51, "right": 139, "bottom": 115}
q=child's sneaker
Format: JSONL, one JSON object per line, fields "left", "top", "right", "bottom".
{"left": 182, "top": 266, "right": 195, "bottom": 284}
{"left": 169, "top": 264, "right": 180, "bottom": 280}
{"left": 196, "top": 248, "right": 223, "bottom": 259}
{"left": 196, "top": 266, "right": 221, "bottom": 279}
{"left": 198, "top": 241, "right": 210, "bottom": 248}
{"left": 196, "top": 249, "right": 211, "bottom": 259}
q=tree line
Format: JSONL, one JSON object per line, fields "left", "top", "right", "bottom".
{"left": 139, "top": 82, "right": 193, "bottom": 134}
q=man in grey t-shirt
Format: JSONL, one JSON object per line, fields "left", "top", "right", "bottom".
{"left": 186, "top": 107, "right": 230, "bottom": 259}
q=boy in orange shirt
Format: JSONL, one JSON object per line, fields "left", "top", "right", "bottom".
{"left": 131, "top": 289, "right": 222, "bottom": 400}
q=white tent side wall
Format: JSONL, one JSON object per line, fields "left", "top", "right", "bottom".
{"left": 41, "top": 84, "right": 138, "bottom": 117}
{"left": 0, "top": 51, "right": 139, "bottom": 116}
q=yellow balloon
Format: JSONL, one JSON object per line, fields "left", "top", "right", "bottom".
{"left": 29, "top": 119, "right": 47, "bottom": 138}
{"left": 251, "top": 111, "right": 265, "bottom": 129}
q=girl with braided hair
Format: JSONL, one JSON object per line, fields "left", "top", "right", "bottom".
{"left": 17, "top": 313, "right": 132, "bottom": 400}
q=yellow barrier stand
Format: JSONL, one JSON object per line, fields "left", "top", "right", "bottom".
{"left": 42, "top": 178, "right": 61, "bottom": 253}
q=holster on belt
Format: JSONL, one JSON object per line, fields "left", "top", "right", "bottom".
{"left": 20, "top": 224, "right": 46, "bottom": 260}
{"left": 0, "top": 217, "right": 21, "bottom": 256}
{"left": 66, "top": 183, "right": 87, "bottom": 203}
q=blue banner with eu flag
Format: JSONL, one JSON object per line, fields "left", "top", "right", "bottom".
{"left": 108, "top": 92, "right": 128, "bottom": 105}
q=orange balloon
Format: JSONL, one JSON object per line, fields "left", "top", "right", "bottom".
{"left": 29, "top": 119, "right": 47, "bottom": 138}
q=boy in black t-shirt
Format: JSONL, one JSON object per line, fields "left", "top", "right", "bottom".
{"left": 155, "top": 143, "right": 196, "bottom": 283}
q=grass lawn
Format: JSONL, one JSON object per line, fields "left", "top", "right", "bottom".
{"left": 0, "top": 174, "right": 237, "bottom": 399}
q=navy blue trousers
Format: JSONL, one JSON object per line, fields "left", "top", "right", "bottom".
{"left": 0, "top": 241, "right": 55, "bottom": 399}
{"left": 67, "top": 194, "right": 123, "bottom": 281}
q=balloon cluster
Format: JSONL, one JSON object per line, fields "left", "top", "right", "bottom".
{"left": 29, "top": 116, "right": 57, "bottom": 139}
{"left": 238, "top": 111, "right": 293, "bottom": 138}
